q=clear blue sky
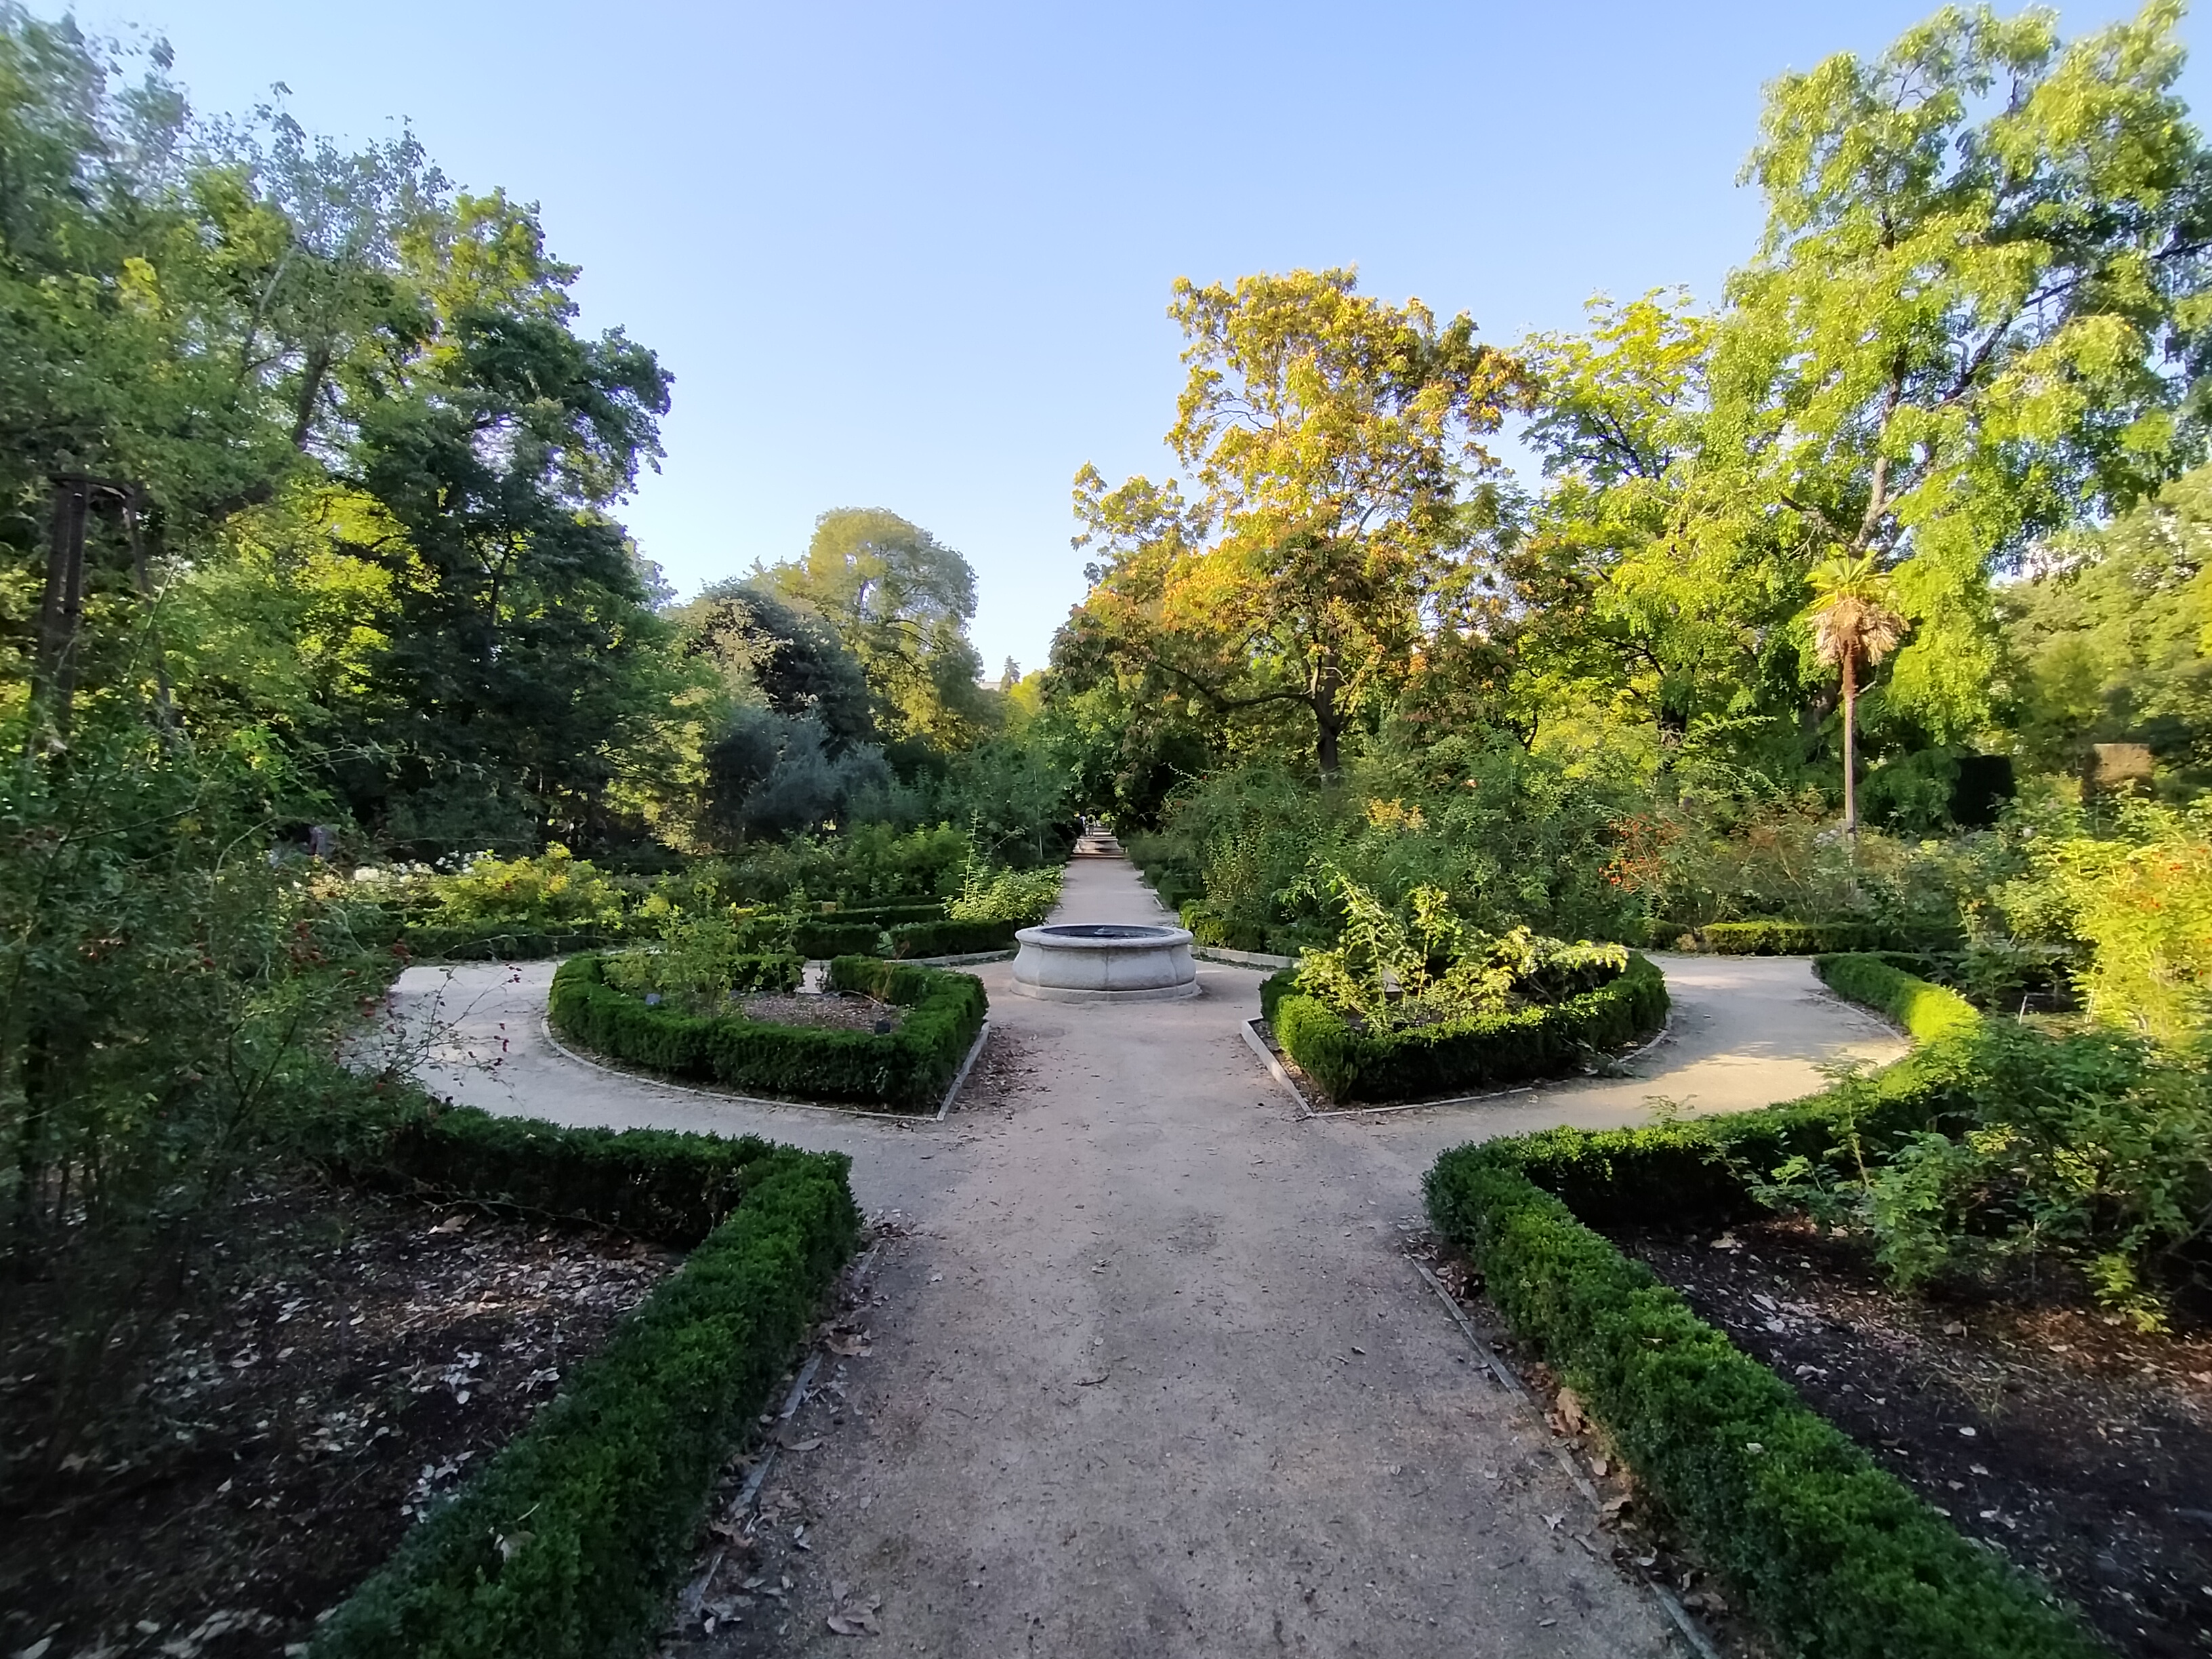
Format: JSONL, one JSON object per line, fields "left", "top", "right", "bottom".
{"left": 60, "top": 0, "right": 2202, "bottom": 673}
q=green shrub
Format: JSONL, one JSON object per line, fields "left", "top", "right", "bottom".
{"left": 548, "top": 954, "right": 986, "bottom": 1113}
{"left": 817, "top": 901, "right": 947, "bottom": 928}
{"left": 311, "top": 1146, "right": 859, "bottom": 1659}
{"left": 419, "top": 846, "right": 633, "bottom": 931}
{"left": 789, "top": 920, "right": 886, "bottom": 959}
{"left": 600, "top": 945, "right": 799, "bottom": 1017}
{"left": 887, "top": 918, "right": 1019, "bottom": 958}
{"left": 400, "top": 924, "right": 623, "bottom": 962}
{"left": 945, "top": 863, "right": 1061, "bottom": 926}
{"left": 1815, "top": 953, "right": 1982, "bottom": 1042}
{"left": 314, "top": 1096, "right": 800, "bottom": 1248}
{"left": 1424, "top": 1146, "right": 2101, "bottom": 1659}
{"left": 1269, "top": 953, "right": 1668, "bottom": 1103}
{"left": 1698, "top": 920, "right": 1961, "bottom": 955}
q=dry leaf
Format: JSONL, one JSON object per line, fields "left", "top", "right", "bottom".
{"left": 1554, "top": 1387, "right": 1589, "bottom": 1433}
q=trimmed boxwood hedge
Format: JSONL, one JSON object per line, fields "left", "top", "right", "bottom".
{"left": 1695, "top": 920, "right": 1961, "bottom": 956}
{"left": 401, "top": 924, "right": 627, "bottom": 962}
{"left": 1422, "top": 961, "right": 2102, "bottom": 1658}
{"left": 788, "top": 920, "right": 886, "bottom": 959}
{"left": 548, "top": 953, "right": 986, "bottom": 1113}
{"left": 818, "top": 901, "right": 947, "bottom": 928}
{"left": 1258, "top": 952, "right": 1668, "bottom": 1105}
{"left": 1425, "top": 1146, "right": 2100, "bottom": 1659}
{"left": 311, "top": 1141, "right": 859, "bottom": 1659}
{"left": 1815, "top": 951, "right": 1980, "bottom": 1042}
{"left": 316, "top": 1095, "right": 796, "bottom": 1246}
{"left": 887, "top": 918, "right": 1018, "bottom": 958}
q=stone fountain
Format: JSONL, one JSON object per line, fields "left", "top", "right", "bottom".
{"left": 1010, "top": 922, "right": 1199, "bottom": 1002}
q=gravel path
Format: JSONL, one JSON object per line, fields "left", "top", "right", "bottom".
{"left": 386, "top": 863, "right": 1904, "bottom": 1656}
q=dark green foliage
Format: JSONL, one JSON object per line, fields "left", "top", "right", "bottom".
{"left": 312, "top": 1094, "right": 796, "bottom": 1248}
{"left": 401, "top": 924, "right": 626, "bottom": 962}
{"left": 310, "top": 1146, "right": 859, "bottom": 1659}
{"left": 887, "top": 919, "right": 1018, "bottom": 958}
{"left": 821, "top": 903, "right": 947, "bottom": 928}
{"left": 788, "top": 920, "right": 887, "bottom": 959}
{"left": 1467, "top": 1041, "right": 1979, "bottom": 1229}
{"left": 547, "top": 954, "right": 986, "bottom": 1112}
{"left": 1697, "top": 920, "right": 1961, "bottom": 955}
{"left": 1423, "top": 1147, "right": 2102, "bottom": 1659}
{"left": 1267, "top": 954, "right": 1668, "bottom": 1103}
{"left": 1814, "top": 952, "right": 1981, "bottom": 1042}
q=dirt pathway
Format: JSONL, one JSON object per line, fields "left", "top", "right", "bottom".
{"left": 387, "top": 863, "right": 1903, "bottom": 1656}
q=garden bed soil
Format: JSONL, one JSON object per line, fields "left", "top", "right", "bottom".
{"left": 0, "top": 1179, "right": 675, "bottom": 1659}
{"left": 1608, "top": 1216, "right": 2212, "bottom": 1659}
{"left": 736, "top": 992, "right": 902, "bottom": 1034}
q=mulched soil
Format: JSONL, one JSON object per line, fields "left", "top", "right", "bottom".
{"left": 1610, "top": 1216, "right": 2212, "bottom": 1659}
{"left": 737, "top": 993, "right": 901, "bottom": 1034}
{"left": 0, "top": 1179, "right": 676, "bottom": 1659}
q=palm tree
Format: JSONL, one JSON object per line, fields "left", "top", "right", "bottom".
{"left": 1804, "top": 555, "right": 1907, "bottom": 841}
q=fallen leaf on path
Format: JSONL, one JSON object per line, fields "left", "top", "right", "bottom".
{"left": 1554, "top": 1387, "right": 1589, "bottom": 1433}
{"left": 1544, "top": 1513, "right": 1563, "bottom": 1530}
{"left": 784, "top": 1436, "right": 824, "bottom": 1452}
{"left": 828, "top": 1336, "right": 873, "bottom": 1357}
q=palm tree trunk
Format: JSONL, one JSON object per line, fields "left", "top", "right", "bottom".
{"left": 1841, "top": 651, "right": 1859, "bottom": 844}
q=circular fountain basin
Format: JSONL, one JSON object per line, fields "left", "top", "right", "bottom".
{"left": 1010, "top": 922, "right": 1199, "bottom": 1002}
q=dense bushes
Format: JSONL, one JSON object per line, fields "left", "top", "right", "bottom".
{"left": 1425, "top": 1145, "right": 2101, "bottom": 1659}
{"left": 1263, "top": 952, "right": 1668, "bottom": 1103}
{"left": 548, "top": 954, "right": 986, "bottom": 1112}
{"left": 888, "top": 918, "right": 1019, "bottom": 958}
{"left": 312, "top": 1143, "right": 859, "bottom": 1659}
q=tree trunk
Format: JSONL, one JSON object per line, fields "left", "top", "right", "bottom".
{"left": 1841, "top": 652, "right": 1859, "bottom": 844}
{"left": 1312, "top": 655, "right": 1344, "bottom": 778}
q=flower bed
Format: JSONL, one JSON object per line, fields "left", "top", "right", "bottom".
{"left": 546, "top": 954, "right": 987, "bottom": 1113}
{"left": 312, "top": 1132, "right": 859, "bottom": 1659}
{"left": 1420, "top": 960, "right": 2111, "bottom": 1658}
{"left": 1258, "top": 951, "right": 1668, "bottom": 1105}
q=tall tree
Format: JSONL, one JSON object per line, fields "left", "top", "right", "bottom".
{"left": 755, "top": 508, "right": 988, "bottom": 749}
{"left": 1065, "top": 268, "right": 1528, "bottom": 776}
{"left": 1803, "top": 554, "right": 1908, "bottom": 837}
{"left": 1698, "top": 0, "right": 2212, "bottom": 739}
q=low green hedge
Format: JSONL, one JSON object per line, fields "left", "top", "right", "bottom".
{"left": 401, "top": 924, "right": 626, "bottom": 962}
{"left": 789, "top": 920, "right": 886, "bottom": 959}
{"left": 317, "top": 1097, "right": 796, "bottom": 1247}
{"left": 1815, "top": 951, "right": 1981, "bottom": 1042}
{"left": 818, "top": 902, "right": 947, "bottom": 928}
{"left": 548, "top": 954, "right": 986, "bottom": 1112}
{"left": 1261, "top": 953, "right": 1668, "bottom": 1105}
{"left": 312, "top": 1144, "right": 859, "bottom": 1659}
{"left": 886, "top": 918, "right": 1018, "bottom": 958}
{"left": 1421, "top": 962, "right": 2100, "bottom": 1657}
{"left": 1425, "top": 1143, "right": 2098, "bottom": 1659}
{"left": 1694, "top": 920, "right": 1961, "bottom": 956}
